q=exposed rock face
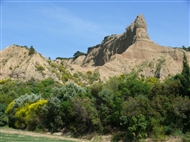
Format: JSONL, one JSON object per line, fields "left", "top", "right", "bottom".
{"left": 82, "top": 14, "right": 152, "bottom": 67}
{"left": 79, "top": 14, "right": 189, "bottom": 80}
{"left": 0, "top": 14, "right": 189, "bottom": 82}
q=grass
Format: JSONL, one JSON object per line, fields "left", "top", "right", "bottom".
{"left": 0, "top": 132, "right": 74, "bottom": 142}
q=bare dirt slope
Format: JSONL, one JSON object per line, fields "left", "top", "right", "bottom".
{"left": 0, "top": 45, "right": 61, "bottom": 82}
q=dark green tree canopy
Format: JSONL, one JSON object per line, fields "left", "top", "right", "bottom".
{"left": 28, "top": 46, "right": 35, "bottom": 55}
{"left": 73, "top": 51, "right": 86, "bottom": 59}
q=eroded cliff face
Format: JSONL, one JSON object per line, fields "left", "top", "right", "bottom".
{"left": 78, "top": 14, "right": 189, "bottom": 80}
{"left": 82, "top": 14, "right": 153, "bottom": 67}
{"left": 0, "top": 14, "right": 188, "bottom": 82}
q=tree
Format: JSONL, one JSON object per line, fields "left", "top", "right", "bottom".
{"left": 175, "top": 53, "right": 190, "bottom": 96}
{"left": 28, "top": 46, "right": 35, "bottom": 55}
{"left": 0, "top": 103, "right": 8, "bottom": 126}
{"left": 182, "top": 53, "right": 190, "bottom": 76}
{"left": 73, "top": 51, "right": 86, "bottom": 59}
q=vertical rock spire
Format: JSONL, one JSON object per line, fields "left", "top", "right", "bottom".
{"left": 126, "top": 14, "right": 151, "bottom": 43}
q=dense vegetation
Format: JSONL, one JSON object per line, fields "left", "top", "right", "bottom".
{"left": 173, "top": 45, "right": 190, "bottom": 52}
{"left": 1, "top": 54, "right": 190, "bottom": 141}
{"left": 181, "top": 45, "right": 190, "bottom": 52}
{"left": 73, "top": 51, "right": 87, "bottom": 59}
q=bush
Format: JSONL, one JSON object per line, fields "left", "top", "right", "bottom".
{"left": 73, "top": 51, "right": 86, "bottom": 59}
{"left": 28, "top": 46, "right": 35, "bottom": 55}
{"left": 70, "top": 96, "right": 102, "bottom": 134}
{"left": 128, "top": 114, "right": 148, "bottom": 140}
{"left": 0, "top": 103, "right": 8, "bottom": 126}
{"left": 36, "top": 65, "right": 45, "bottom": 71}
{"left": 5, "top": 94, "right": 42, "bottom": 129}
{"left": 51, "top": 83, "right": 86, "bottom": 101}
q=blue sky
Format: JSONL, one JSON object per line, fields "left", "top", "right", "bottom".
{"left": 1, "top": 0, "right": 189, "bottom": 59}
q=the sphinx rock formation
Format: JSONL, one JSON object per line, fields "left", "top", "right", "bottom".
{"left": 82, "top": 14, "right": 153, "bottom": 67}
{"left": 73, "top": 14, "right": 189, "bottom": 80}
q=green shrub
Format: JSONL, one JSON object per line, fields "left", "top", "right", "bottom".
{"left": 36, "top": 65, "right": 45, "bottom": 71}
{"left": 0, "top": 103, "right": 8, "bottom": 126}
{"left": 5, "top": 94, "right": 42, "bottom": 128}
{"left": 28, "top": 46, "right": 35, "bottom": 55}
{"left": 128, "top": 114, "right": 148, "bottom": 140}
{"left": 73, "top": 51, "right": 86, "bottom": 59}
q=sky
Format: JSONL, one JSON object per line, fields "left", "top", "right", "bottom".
{"left": 0, "top": 0, "right": 189, "bottom": 59}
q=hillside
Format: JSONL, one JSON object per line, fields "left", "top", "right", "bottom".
{"left": 0, "top": 45, "right": 60, "bottom": 82}
{"left": 0, "top": 14, "right": 189, "bottom": 82}
{"left": 71, "top": 14, "right": 189, "bottom": 80}
{"left": 1, "top": 14, "right": 190, "bottom": 142}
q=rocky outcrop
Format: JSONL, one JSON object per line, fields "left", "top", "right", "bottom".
{"left": 78, "top": 14, "right": 189, "bottom": 80}
{"left": 0, "top": 14, "right": 189, "bottom": 82}
{"left": 82, "top": 14, "right": 153, "bottom": 67}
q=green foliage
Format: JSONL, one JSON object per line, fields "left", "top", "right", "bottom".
{"left": 51, "top": 83, "right": 86, "bottom": 101}
{"left": 73, "top": 51, "right": 86, "bottom": 59}
{"left": 171, "top": 96, "right": 190, "bottom": 132}
{"left": 182, "top": 132, "right": 190, "bottom": 142}
{"left": 70, "top": 96, "right": 102, "bottom": 134}
{"left": 49, "top": 62, "right": 57, "bottom": 68}
{"left": 5, "top": 94, "right": 42, "bottom": 129}
{"left": 90, "top": 82, "right": 103, "bottom": 97}
{"left": 118, "top": 75, "right": 151, "bottom": 98}
{"left": 181, "top": 45, "right": 190, "bottom": 51}
{"left": 0, "top": 103, "right": 8, "bottom": 126}
{"left": 25, "top": 99, "right": 47, "bottom": 130}
{"left": 28, "top": 46, "right": 35, "bottom": 55}
{"left": 86, "top": 70, "right": 92, "bottom": 75}
{"left": 3, "top": 56, "right": 190, "bottom": 140}
{"left": 41, "top": 96, "right": 63, "bottom": 132}
{"left": 7, "top": 97, "right": 48, "bottom": 130}
{"left": 145, "top": 77, "right": 159, "bottom": 85}
{"left": 128, "top": 114, "right": 148, "bottom": 139}
{"left": 87, "top": 72, "right": 100, "bottom": 84}
{"left": 155, "top": 58, "right": 165, "bottom": 78}
{"left": 36, "top": 65, "right": 45, "bottom": 71}
{"left": 56, "top": 57, "right": 70, "bottom": 60}
{"left": 149, "top": 117, "right": 166, "bottom": 140}
{"left": 14, "top": 103, "right": 29, "bottom": 129}
{"left": 176, "top": 53, "right": 190, "bottom": 96}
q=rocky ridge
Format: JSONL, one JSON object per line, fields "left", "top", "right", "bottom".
{"left": 0, "top": 14, "right": 189, "bottom": 82}
{"left": 81, "top": 14, "right": 154, "bottom": 67}
{"left": 75, "top": 14, "right": 188, "bottom": 80}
